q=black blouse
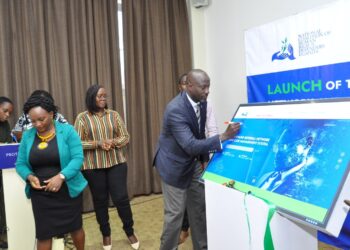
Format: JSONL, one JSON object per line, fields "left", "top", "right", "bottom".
{"left": 0, "top": 121, "right": 12, "bottom": 143}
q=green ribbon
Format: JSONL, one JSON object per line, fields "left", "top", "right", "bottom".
{"left": 244, "top": 193, "right": 252, "bottom": 247}
{"left": 243, "top": 192, "right": 276, "bottom": 250}
{"left": 263, "top": 200, "right": 275, "bottom": 250}
{"left": 224, "top": 181, "right": 276, "bottom": 250}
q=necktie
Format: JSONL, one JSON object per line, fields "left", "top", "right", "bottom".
{"left": 196, "top": 103, "right": 201, "bottom": 129}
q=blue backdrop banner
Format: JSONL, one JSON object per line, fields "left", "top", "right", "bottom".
{"left": 247, "top": 61, "right": 350, "bottom": 103}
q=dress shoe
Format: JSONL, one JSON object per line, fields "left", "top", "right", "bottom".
{"left": 128, "top": 234, "right": 140, "bottom": 250}
{"left": 178, "top": 230, "right": 190, "bottom": 244}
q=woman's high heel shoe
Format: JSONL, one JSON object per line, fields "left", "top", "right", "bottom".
{"left": 103, "top": 245, "right": 112, "bottom": 250}
{"left": 103, "top": 236, "right": 112, "bottom": 250}
{"left": 128, "top": 234, "right": 140, "bottom": 250}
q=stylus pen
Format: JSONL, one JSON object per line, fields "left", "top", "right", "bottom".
{"left": 224, "top": 121, "right": 242, "bottom": 125}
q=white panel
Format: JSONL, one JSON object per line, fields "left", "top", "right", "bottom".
{"left": 205, "top": 180, "right": 318, "bottom": 250}
{"left": 2, "top": 169, "right": 36, "bottom": 250}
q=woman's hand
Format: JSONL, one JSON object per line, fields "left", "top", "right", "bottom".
{"left": 43, "top": 174, "right": 64, "bottom": 192}
{"left": 105, "top": 139, "right": 115, "bottom": 149}
{"left": 27, "top": 174, "right": 45, "bottom": 190}
{"left": 98, "top": 139, "right": 114, "bottom": 151}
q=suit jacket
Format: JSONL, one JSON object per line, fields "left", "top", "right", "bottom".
{"left": 16, "top": 121, "right": 87, "bottom": 198}
{"left": 154, "top": 92, "right": 221, "bottom": 189}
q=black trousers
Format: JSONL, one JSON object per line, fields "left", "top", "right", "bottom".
{"left": 0, "top": 170, "right": 7, "bottom": 235}
{"left": 83, "top": 163, "right": 134, "bottom": 237}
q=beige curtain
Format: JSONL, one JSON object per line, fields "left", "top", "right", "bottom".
{"left": 0, "top": 0, "right": 123, "bottom": 211}
{"left": 0, "top": 0, "right": 123, "bottom": 124}
{"left": 122, "top": 0, "right": 193, "bottom": 195}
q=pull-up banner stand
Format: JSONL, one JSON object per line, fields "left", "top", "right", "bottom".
{"left": 246, "top": 0, "right": 350, "bottom": 103}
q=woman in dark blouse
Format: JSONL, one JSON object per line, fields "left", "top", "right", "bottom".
{"left": 0, "top": 96, "right": 13, "bottom": 249}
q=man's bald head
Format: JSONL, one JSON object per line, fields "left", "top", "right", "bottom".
{"left": 187, "top": 69, "right": 210, "bottom": 86}
{"left": 186, "top": 69, "right": 210, "bottom": 103}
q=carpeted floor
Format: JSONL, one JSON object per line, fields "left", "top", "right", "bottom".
{"left": 62, "top": 194, "right": 339, "bottom": 250}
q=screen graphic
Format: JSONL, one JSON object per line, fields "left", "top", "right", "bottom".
{"left": 202, "top": 99, "right": 350, "bottom": 227}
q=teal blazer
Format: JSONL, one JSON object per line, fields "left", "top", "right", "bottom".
{"left": 16, "top": 121, "right": 87, "bottom": 198}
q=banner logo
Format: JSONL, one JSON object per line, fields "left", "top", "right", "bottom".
{"left": 272, "top": 38, "right": 296, "bottom": 61}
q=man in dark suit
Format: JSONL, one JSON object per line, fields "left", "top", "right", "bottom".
{"left": 154, "top": 69, "right": 240, "bottom": 250}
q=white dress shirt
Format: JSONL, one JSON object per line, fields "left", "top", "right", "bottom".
{"left": 205, "top": 100, "right": 219, "bottom": 137}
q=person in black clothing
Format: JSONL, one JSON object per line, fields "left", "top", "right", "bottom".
{"left": 0, "top": 96, "right": 14, "bottom": 249}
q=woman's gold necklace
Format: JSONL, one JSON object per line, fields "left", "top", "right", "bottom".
{"left": 37, "top": 130, "right": 56, "bottom": 150}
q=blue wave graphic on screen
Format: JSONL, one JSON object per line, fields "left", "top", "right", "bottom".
{"left": 206, "top": 119, "right": 350, "bottom": 209}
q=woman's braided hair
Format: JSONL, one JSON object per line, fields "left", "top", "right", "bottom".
{"left": 23, "top": 94, "right": 58, "bottom": 119}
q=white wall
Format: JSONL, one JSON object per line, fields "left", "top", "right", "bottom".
{"left": 189, "top": 0, "right": 336, "bottom": 132}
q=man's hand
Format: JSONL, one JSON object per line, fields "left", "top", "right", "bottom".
{"left": 219, "top": 122, "right": 240, "bottom": 142}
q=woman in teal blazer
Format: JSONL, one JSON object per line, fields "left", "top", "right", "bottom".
{"left": 16, "top": 121, "right": 87, "bottom": 198}
{"left": 15, "top": 94, "right": 87, "bottom": 250}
